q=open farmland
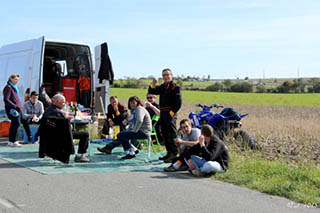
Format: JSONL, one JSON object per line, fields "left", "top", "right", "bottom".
{"left": 111, "top": 88, "right": 320, "bottom": 166}
{"left": 110, "top": 88, "right": 320, "bottom": 106}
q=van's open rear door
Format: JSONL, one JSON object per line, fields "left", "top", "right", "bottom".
{"left": 94, "top": 43, "right": 112, "bottom": 114}
{"left": 31, "top": 37, "right": 45, "bottom": 94}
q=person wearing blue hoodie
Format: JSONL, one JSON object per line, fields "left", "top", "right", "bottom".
{"left": 3, "top": 74, "right": 23, "bottom": 147}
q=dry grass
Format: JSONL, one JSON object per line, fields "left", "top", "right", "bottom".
{"left": 179, "top": 103, "right": 320, "bottom": 166}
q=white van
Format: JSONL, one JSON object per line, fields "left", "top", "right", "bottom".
{"left": 0, "top": 36, "right": 111, "bottom": 119}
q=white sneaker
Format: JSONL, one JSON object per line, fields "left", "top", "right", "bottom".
{"left": 8, "top": 142, "right": 22, "bottom": 147}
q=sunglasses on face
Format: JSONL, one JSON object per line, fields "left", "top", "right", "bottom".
{"left": 147, "top": 96, "right": 154, "bottom": 99}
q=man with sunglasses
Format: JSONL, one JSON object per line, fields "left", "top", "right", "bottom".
{"left": 145, "top": 93, "right": 163, "bottom": 144}
{"left": 145, "top": 94, "right": 160, "bottom": 118}
{"left": 148, "top": 68, "right": 182, "bottom": 163}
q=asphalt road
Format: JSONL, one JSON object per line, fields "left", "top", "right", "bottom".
{"left": 0, "top": 156, "right": 319, "bottom": 213}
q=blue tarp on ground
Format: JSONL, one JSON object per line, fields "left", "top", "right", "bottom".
{"left": 0, "top": 142, "right": 168, "bottom": 174}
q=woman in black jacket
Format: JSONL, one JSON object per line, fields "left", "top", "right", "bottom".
{"left": 187, "top": 124, "right": 229, "bottom": 176}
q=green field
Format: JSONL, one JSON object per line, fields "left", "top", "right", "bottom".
{"left": 110, "top": 88, "right": 320, "bottom": 106}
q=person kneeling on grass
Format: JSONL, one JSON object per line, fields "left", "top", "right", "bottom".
{"left": 164, "top": 124, "right": 229, "bottom": 177}
{"left": 97, "top": 96, "right": 152, "bottom": 159}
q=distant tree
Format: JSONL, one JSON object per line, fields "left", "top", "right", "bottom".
{"left": 256, "top": 85, "right": 266, "bottom": 93}
{"left": 244, "top": 76, "right": 249, "bottom": 80}
{"left": 113, "top": 83, "right": 120, "bottom": 88}
{"left": 176, "top": 77, "right": 183, "bottom": 88}
{"left": 230, "top": 82, "right": 253, "bottom": 92}
{"left": 308, "top": 78, "right": 320, "bottom": 85}
{"left": 122, "top": 78, "right": 144, "bottom": 88}
{"left": 205, "top": 82, "right": 222, "bottom": 91}
{"left": 307, "top": 78, "right": 320, "bottom": 93}
{"left": 222, "top": 79, "right": 232, "bottom": 91}
{"left": 292, "top": 78, "right": 306, "bottom": 93}
{"left": 277, "top": 80, "right": 293, "bottom": 93}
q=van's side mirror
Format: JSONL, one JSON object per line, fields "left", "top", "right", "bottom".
{"left": 55, "top": 60, "right": 68, "bottom": 77}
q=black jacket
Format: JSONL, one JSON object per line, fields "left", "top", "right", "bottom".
{"left": 98, "top": 42, "right": 114, "bottom": 84}
{"left": 39, "top": 116, "right": 74, "bottom": 164}
{"left": 185, "top": 135, "right": 229, "bottom": 170}
{"left": 39, "top": 105, "right": 74, "bottom": 164}
{"left": 148, "top": 81, "right": 182, "bottom": 114}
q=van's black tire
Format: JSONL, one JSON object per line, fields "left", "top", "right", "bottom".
{"left": 234, "top": 129, "right": 258, "bottom": 150}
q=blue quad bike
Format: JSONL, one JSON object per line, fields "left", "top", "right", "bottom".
{"left": 189, "top": 104, "right": 258, "bottom": 149}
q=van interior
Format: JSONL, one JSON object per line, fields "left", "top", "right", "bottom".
{"left": 42, "top": 42, "right": 92, "bottom": 108}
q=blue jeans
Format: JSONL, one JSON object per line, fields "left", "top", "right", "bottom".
{"left": 190, "top": 155, "right": 224, "bottom": 174}
{"left": 108, "top": 130, "right": 149, "bottom": 151}
{"left": 118, "top": 130, "right": 149, "bottom": 151}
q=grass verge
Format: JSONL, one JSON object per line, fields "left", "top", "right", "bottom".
{"left": 214, "top": 149, "right": 320, "bottom": 207}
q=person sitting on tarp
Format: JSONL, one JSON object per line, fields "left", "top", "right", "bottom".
{"left": 21, "top": 91, "right": 44, "bottom": 142}
{"left": 101, "top": 96, "right": 128, "bottom": 139}
{"left": 41, "top": 94, "right": 90, "bottom": 163}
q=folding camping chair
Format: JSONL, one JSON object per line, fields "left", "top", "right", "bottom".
{"left": 137, "top": 114, "right": 161, "bottom": 158}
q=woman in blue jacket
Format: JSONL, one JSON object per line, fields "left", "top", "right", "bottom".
{"left": 3, "top": 74, "right": 23, "bottom": 147}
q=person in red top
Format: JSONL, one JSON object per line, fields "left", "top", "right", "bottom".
{"left": 101, "top": 96, "right": 128, "bottom": 138}
{"left": 78, "top": 76, "right": 91, "bottom": 107}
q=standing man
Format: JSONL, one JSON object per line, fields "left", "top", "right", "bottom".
{"left": 148, "top": 68, "right": 182, "bottom": 162}
{"left": 21, "top": 91, "right": 44, "bottom": 142}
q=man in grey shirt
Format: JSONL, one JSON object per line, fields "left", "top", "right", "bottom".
{"left": 21, "top": 91, "right": 44, "bottom": 142}
{"left": 164, "top": 119, "right": 201, "bottom": 172}
{"left": 176, "top": 119, "right": 201, "bottom": 153}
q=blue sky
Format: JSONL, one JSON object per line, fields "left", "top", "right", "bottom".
{"left": 1, "top": 0, "right": 320, "bottom": 79}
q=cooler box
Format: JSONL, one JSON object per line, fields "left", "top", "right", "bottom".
{"left": 0, "top": 121, "right": 10, "bottom": 137}
{"left": 62, "top": 78, "right": 77, "bottom": 102}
